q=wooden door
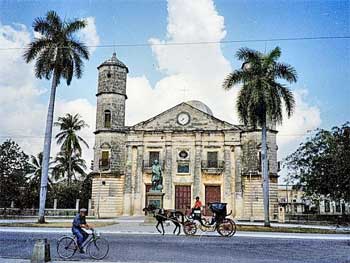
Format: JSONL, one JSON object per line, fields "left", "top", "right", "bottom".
{"left": 205, "top": 186, "right": 221, "bottom": 215}
{"left": 175, "top": 185, "right": 191, "bottom": 212}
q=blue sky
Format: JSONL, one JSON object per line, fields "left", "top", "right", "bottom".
{"left": 0, "top": 0, "right": 349, "bottom": 172}
{"left": 1, "top": 0, "right": 348, "bottom": 127}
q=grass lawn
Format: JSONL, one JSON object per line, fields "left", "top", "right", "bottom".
{"left": 237, "top": 225, "right": 349, "bottom": 234}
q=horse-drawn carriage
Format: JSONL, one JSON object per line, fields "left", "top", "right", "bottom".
{"left": 183, "top": 202, "right": 236, "bottom": 237}
{"left": 144, "top": 202, "right": 236, "bottom": 237}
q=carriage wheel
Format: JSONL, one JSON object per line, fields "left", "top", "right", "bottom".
{"left": 183, "top": 221, "right": 197, "bottom": 236}
{"left": 227, "top": 219, "right": 237, "bottom": 237}
{"left": 217, "top": 219, "right": 235, "bottom": 237}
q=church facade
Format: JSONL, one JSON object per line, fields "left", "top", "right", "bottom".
{"left": 91, "top": 53, "right": 279, "bottom": 221}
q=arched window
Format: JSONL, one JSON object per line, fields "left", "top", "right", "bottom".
{"left": 104, "top": 110, "right": 111, "bottom": 128}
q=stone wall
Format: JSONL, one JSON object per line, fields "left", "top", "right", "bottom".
{"left": 91, "top": 175, "right": 125, "bottom": 217}
{"left": 97, "top": 65, "right": 127, "bottom": 95}
{"left": 96, "top": 94, "right": 126, "bottom": 129}
{"left": 242, "top": 175, "right": 278, "bottom": 220}
{"left": 93, "top": 132, "right": 126, "bottom": 175}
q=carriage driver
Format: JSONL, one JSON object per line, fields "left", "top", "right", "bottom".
{"left": 193, "top": 196, "right": 202, "bottom": 211}
{"left": 72, "top": 208, "right": 91, "bottom": 253}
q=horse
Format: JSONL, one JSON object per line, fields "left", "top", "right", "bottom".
{"left": 143, "top": 204, "right": 184, "bottom": 235}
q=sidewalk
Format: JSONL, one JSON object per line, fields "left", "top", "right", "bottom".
{"left": 0, "top": 216, "right": 349, "bottom": 231}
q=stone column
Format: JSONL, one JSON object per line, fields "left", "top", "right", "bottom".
{"left": 163, "top": 132, "right": 172, "bottom": 208}
{"left": 234, "top": 145, "right": 243, "bottom": 218}
{"left": 88, "top": 199, "right": 92, "bottom": 216}
{"left": 133, "top": 145, "right": 144, "bottom": 215}
{"left": 75, "top": 199, "right": 80, "bottom": 211}
{"left": 123, "top": 145, "right": 132, "bottom": 215}
{"left": 193, "top": 132, "right": 202, "bottom": 198}
{"left": 223, "top": 146, "right": 232, "bottom": 205}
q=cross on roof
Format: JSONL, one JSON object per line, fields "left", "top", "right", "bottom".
{"left": 180, "top": 87, "right": 189, "bottom": 101}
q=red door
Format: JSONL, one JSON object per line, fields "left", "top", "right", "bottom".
{"left": 175, "top": 185, "right": 191, "bottom": 212}
{"left": 205, "top": 186, "right": 221, "bottom": 215}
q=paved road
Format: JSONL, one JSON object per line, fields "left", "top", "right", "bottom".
{"left": 0, "top": 231, "right": 349, "bottom": 263}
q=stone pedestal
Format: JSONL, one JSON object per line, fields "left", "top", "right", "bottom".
{"left": 144, "top": 191, "right": 165, "bottom": 223}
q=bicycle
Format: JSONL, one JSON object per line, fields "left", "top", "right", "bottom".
{"left": 57, "top": 228, "right": 109, "bottom": 260}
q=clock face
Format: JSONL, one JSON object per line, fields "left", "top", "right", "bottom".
{"left": 177, "top": 112, "right": 190, "bottom": 125}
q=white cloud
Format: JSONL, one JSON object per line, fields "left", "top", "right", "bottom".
{"left": 126, "top": 0, "right": 237, "bottom": 125}
{"left": 125, "top": 0, "right": 322, "bottom": 184}
{"left": 79, "top": 17, "right": 100, "bottom": 54}
{"left": 0, "top": 21, "right": 96, "bottom": 166}
{"left": 0, "top": 4, "right": 321, "bottom": 183}
{"left": 277, "top": 89, "right": 321, "bottom": 158}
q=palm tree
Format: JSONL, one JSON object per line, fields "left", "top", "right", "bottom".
{"left": 54, "top": 113, "right": 89, "bottom": 180}
{"left": 28, "top": 152, "right": 53, "bottom": 187}
{"left": 52, "top": 151, "right": 87, "bottom": 184}
{"left": 223, "top": 46, "right": 297, "bottom": 226}
{"left": 23, "top": 11, "right": 89, "bottom": 223}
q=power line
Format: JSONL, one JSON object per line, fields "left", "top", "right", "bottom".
{"left": 0, "top": 132, "right": 318, "bottom": 138}
{"left": 0, "top": 36, "right": 349, "bottom": 51}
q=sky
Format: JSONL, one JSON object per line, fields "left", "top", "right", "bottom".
{"left": 0, "top": 0, "right": 349, "bottom": 182}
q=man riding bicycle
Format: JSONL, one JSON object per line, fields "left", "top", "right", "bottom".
{"left": 72, "top": 208, "right": 91, "bottom": 253}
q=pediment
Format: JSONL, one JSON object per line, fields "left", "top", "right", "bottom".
{"left": 131, "top": 102, "right": 241, "bottom": 132}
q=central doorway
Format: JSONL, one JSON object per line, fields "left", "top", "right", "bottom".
{"left": 205, "top": 185, "right": 221, "bottom": 215}
{"left": 175, "top": 185, "right": 191, "bottom": 213}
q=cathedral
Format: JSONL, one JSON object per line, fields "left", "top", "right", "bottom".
{"left": 90, "top": 53, "right": 279, "bottom": 221}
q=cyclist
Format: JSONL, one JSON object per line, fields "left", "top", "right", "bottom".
{"left": 72, "top": 208, "right": 91, "bottom": 253}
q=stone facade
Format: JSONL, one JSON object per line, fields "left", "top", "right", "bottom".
{"left": 91, "top": 54, "right": 279, "bottom": 220}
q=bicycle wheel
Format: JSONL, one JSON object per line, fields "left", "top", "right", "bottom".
{"left": 88, "top": 237, "right": 109, "bottom": 260}
{"left": 183, "top": 221, "right": 197, "bottom": 236}
{"left": 57, "top": 236, "right": 77, "bottom": 259}
{"left": 217, "top": 219, "right": 235, "bottom": 237}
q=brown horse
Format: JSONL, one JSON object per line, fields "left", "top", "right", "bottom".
{"left": 143, "top": 204, "right": 184, "bottom": 235}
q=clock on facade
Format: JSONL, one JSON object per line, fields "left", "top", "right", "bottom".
{"left": 177, "top": 112, "right": 190, "bottom": 125}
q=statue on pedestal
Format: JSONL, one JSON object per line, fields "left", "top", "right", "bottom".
{"left": 151, "top": 160, "right": 163, "bottom": 192}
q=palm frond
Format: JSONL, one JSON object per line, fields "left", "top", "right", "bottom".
{"left": 64, "top": 20, "right": 87, "bottom": 35}
{"left": 222, "top": 70, "right": 245, "bottom": 90}
{"left": 276, "top": 83, "right": 295, "bottom": 117}
{"left": 267, "top": 46, "right": 281, "bottom": 61}
{"left": 274, "top": 62, "right": 298, "bottom": 83}
{"left": 23, "top": 38, "right": 51, "bottom": 63}
{"left": 235, "top": 47, "right": 261, "bottom": 62}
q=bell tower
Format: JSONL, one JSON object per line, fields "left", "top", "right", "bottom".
{"left": 93, "top": 53, "right": 129, "bottom": 175}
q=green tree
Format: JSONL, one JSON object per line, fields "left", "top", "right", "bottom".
{"left": 52, "top": 151, "right": 87, "bottom": 184}
{"left": 284, "top": 123, "right": 350, "bottom": 201}
{"left": 0, "top": 140, "right": 31, "bottom": 208}
{"left": 23, "top": 11, "right": 89, "bottom": 223}
{"left": 28, "top": 152, "right": 54, "bottom": 187}
{"left": 54, "top": 113, "right": 89, "bottom": 180}
{"left": 223, "top": 47, "right": 297, "bottom": 226}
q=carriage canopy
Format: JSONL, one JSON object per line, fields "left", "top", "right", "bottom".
{"left": 209, "top": 202, "right": 227, "bottom": 216}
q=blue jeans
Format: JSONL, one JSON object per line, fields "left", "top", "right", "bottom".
{"left": 72, "top": 227, "right": 88, "bottom": 248}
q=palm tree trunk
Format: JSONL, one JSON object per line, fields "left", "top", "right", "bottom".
{"left": 38, "top": 72, "right": 58, "bottom": 223}
{"left": 261, "top": 123, "right": 270, "bottom": 227}
{"left": 68, "top": 153, "right": 72, "bottom": 186}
